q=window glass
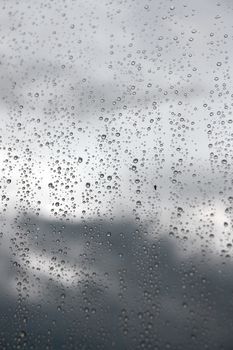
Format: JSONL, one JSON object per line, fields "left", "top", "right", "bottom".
{"left": 0, "top": 0, "right": 233, "bottom": 349}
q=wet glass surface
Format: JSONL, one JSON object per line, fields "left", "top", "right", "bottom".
{"left": 0, "top": 0, "right": 233, "bottom": 349}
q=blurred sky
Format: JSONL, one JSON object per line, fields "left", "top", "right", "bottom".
{"left": 0, "top": 0, "right": 233, "bottom": 261}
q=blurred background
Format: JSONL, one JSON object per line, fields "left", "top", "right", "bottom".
{"left": 0, "top": 0, "right": 233, "bottom": 349}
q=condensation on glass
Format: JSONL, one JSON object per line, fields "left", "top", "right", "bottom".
{"left": 0, "top": 0, "right": 233, "bottom": 349}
